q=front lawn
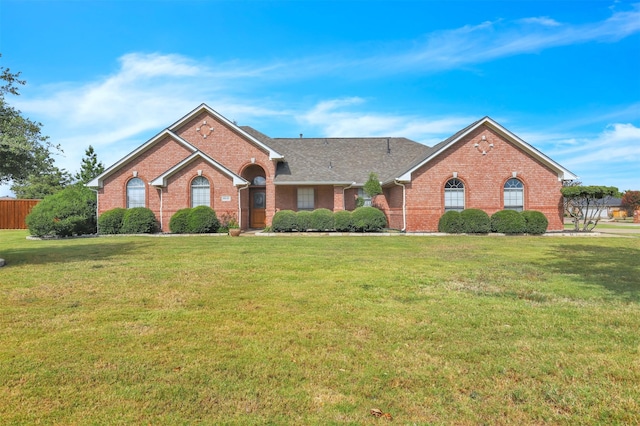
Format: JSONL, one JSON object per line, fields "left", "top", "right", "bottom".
{"left": 0, "top": 231, "right": 638, "bottom": 424}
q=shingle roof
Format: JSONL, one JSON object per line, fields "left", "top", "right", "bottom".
{"left": 241, "top": 126, "right": 432, "bottom": 185}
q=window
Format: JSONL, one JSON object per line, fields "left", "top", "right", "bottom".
{"left": 252, "top": 176, "right": 266, "bottom": 186}
{"left": 504, "top": 178, "right": 524, "bottom": 211}
{"left": 126, "top": 178, "right": 145, "bottom": 208}
{"left": 191, "top": 176, "right": 210, "bottom": 207}
{"left": 297, "top": 187, "right": 314, "bottom": 210}
{"left": 444, "top": 178, "right": 464, "bottom": 212}
{"left": 357, "top": 188, "right": 372, "bottom": 207}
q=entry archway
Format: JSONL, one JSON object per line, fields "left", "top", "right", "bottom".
{"left": 242, "top": 165, "right": 267, "bottom": 228}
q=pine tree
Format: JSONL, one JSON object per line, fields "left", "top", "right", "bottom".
{"left": 75, "top": 145, "right": 105, "bottom": 184}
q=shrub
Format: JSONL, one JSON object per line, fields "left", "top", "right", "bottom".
{"left": 271, "top": 210, "right": 297, "bottom": 232}
{"left": 460, "top": 209, "right": 490, "bottom": 233}
{"left": 296, "top": 211, "right": 312, "bottom": 231}
{"left": 310, "top": 208, "right": 334, "bottom": 231}
{"left": 521, "top": 210, "right": 548, "bottom": 235}
{"left": 334, "top": 210, "right": 353, "bottom": 232}
{"left": 98, "top": 208, "right": 126, "bottom": 234}
{"left": 169, "top": 208, "right": 191, "bottom": 234}
{"left": 187, "top": 206, "right": 220, "bottom": 233}
{"left": 438, "top": 211, "right": 463, "bottom": 233}
{"left": 351, "top": 206, "right": 387, "bottom": 232}
{"left": 26, "top": 186, "right": 97, "bottom": 237}
{"left": 121, "top": 207, "right": 159, "bottom": 234}
{"left": 491, "top": 210, "right": 526, "bottom": 234}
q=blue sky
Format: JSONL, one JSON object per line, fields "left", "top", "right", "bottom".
{"left": 1, "top": 0, "right": 639, "bottom": 196}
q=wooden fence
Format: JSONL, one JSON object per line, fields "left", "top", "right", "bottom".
{"left": 0, "top": 199, "right": 40, "bottom": 229}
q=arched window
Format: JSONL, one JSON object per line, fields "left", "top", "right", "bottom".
{"left": 252, "top": 176, "right": 266, "bottom": 186}
{"left": 126, "top": 177, "right": 145, "bottom": 208}
{"left": 504, "top": 178, "right": 524, "bottom": 211}
{"left": 191, "top": 176, "right": 210, "bottom": 208}
{"left": 444, "top": 178, "right": 464, "bottom": 212}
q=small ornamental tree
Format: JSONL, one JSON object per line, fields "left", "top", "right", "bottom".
{"left": 561, "top": 186, "right": 620, "bottom": 231}
{"left": 621, "top": 190, "right": 640, "bottom": 216}
{"left": 363, "top": 172, "right": 383, "bottom": 205}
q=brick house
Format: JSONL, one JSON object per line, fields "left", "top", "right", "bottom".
{"left": 87, "top": 103, "right": 577, "bottom": 232}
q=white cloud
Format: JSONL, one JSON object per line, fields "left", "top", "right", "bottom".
{"left": 299, "top": 97, "right": 473, "bottom": 143}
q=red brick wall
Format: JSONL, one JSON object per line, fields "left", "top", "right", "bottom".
{"left": 401, "top": 124, "right": 564, "bottom": 231}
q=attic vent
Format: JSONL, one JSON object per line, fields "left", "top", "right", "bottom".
{"left": 300, "top": 133, "right": 303, "bottom": 138}
{"left": 329, "top": 161, "right": 333, "bottom": 169}
{"left": 387, "top": 138, "right": 391, "bottom": 154}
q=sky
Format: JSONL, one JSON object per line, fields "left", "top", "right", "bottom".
{"left": 1, "top": 0, "right": 639, "bottom": 196}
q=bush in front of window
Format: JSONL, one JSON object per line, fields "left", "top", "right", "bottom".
{"left": 521, "top": 210, "right": 548, "bottom": 235}
{"left": 310, "top": 208, "right": 334, "bottom": 231}
{"left": 26, "top": 186, "right": 97, "bottom": 237}
{"left": 296, "top": 210, "right": 312, "bottom": 232}
{"left": 351, "top": 206, "right": 387, "bottom": 232}
{"left": 438, "top": 211, "right": 463, "bottom": 233}
{"left": 334, "top": 210, "right": 353, "bottom": 232}
{"left": 491, "top": 210, "right": 526, "bottom": 234}
{"left": 121, "top": 207, "right": 159, "bottom": 234}
{"left": 187, "top": 206, "right": 220, "bottom": 233}
{"left": 460, "top": 208, "right": 491, "bottom": 234}
{"left": 169, "top": 208, "right": 191, "bottom": 234}
{"left": 98, "top": 208, "right": 126, "bottom": 234}
{"left": 271, "top": 210, "right": 297, "bottom": 232}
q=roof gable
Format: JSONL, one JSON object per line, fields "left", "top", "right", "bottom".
{"left": 150, "top": 151, "right": 247, "bottom": 187}
{"left": 86, "top": 129, "right": 197, "bottom": 188}
{"left": 395, "top": 117, "right": 578, "bottom": 182}
{"left": 169, "top": 104, "right": 284, "bottom": 161}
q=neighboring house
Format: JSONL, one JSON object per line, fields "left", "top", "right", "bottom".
{"left": 87, "top": 104, "right": 578, "bottom": 232}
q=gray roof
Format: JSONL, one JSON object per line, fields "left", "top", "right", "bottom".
{"left": 241, "top": 126, "right": 432, "bottom": 185}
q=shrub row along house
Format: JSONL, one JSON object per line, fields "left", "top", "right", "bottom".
{"left": 87, "top": 103, "right": 578, "bottom": 232}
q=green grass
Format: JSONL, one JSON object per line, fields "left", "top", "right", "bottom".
{"left": 1, "top": 230, "right": 639, "bottom": 424}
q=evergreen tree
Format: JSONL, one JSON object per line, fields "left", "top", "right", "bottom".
{"left": 74, "top": 145, "right": 105, "bottom": 184}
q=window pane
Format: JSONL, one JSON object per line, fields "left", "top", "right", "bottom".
{"left": 127, "top": 178, "right": 145, "bottom": 208}
{"left": 191, "top": 176, "right": 210, "bottom": 208}
{"left": 297, "top": 188, "right": 314, "bottom": 210}
{"left": 444, "top": 179, "right": 464, "bottom": 211}
{"left": 504, "top": 178, "right": 523, "bottom": 211}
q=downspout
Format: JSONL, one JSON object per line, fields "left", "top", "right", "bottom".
{"left": 238, "top": 183, "right": 250, "bottom": 229}
{"left": 157, "top": 187, "right": 163, "bottom": 232}
{"left": 394, "top": 180, "right": 406, "bottom": 232}
{"left": 342, "top": 182, "right": 356, "bottom": 210}
{"left": 88, "top": 187, "right": 99, "bottom": 235}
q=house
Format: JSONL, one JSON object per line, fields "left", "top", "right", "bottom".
{"left": 87, "top": 103, "right": 578, "bottom": 232}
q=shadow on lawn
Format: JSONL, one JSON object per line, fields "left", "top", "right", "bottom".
{"left": 548, "top": 244, "right": 640, "bottom": 302}
{"left": 1, "top": 240, "right": 150, "bottom": 267}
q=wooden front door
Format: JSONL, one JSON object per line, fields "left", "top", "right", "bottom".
{"left": 250, "top": 188, "right": 266, "bottom": 228}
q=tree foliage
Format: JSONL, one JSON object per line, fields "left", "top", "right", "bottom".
{"left": 561, "top": 185, "right": 620, "bottom": 231}
{"left": 75, "top": 145, "right": 105, "bottom": 184}
{"left": 621, "top": 190, "right": 640, "bottom": 216}
{"left": 10, "top": 153, "right": 72, "bottom": 199}
{"left": 363, "top": 172, "right": 383, "bottom": 199}
{"left": 0, "top": 56, "right": 60, "bottom": 185}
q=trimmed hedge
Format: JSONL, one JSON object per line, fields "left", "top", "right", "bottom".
{"left": 521, "top": 210, "right": 548, "bottom": 235}
{"left": 187, "top": 206, "right": 220, "bottom": 233}
{"left": 121, "top": 207, "right": 159, "bottom": 234}
{"left": 296, "top": 211, "right": 312, "bottom": 232}
{"left": 438, "top": 210, "right": 463, "bottom": 233}
{"left": 311, "top": 208, "right": 334, "bottom": 231}
{"left": 351, "top": 207, "right": 387, "bottom": 232}
{"left": 169, "top": 208, "right": 191, "bottom": 234}
{"left": 272, "top": 210, "right": 297, "bottom": 232}
{"left": 460, "top": 208, "right": 490, "bottom": 233}
{"left": 334, "top": 210, "right": 353, "bottom": 232}
{"left": 491, "top": 210, "right": 526, "bottom": 234}
{"left": 98, "top": 207, "right": 126, "bottom": 234}
{"left": 26, "top": 186, "right": 97, "bottom": 237}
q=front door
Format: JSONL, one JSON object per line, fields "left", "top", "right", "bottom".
{"left": 250, "top": 189, "right": 266, "bottom": 228}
